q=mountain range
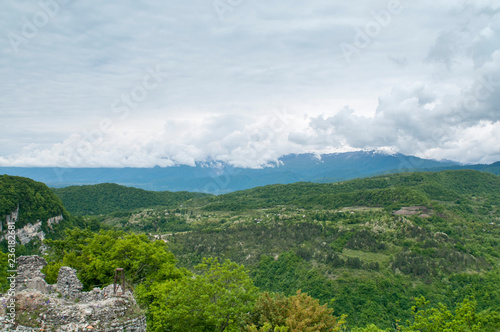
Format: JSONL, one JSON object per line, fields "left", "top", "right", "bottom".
{"left": 1, "top": 151, "right": 499, "bottom": 194}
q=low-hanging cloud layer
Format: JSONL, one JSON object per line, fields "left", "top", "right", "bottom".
{"left": 0, "top": 0, "right": 499, "bottom": 168}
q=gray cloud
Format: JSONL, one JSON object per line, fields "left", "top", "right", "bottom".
{"left": 0, "top": 1, "right": 499, "bottom": 167}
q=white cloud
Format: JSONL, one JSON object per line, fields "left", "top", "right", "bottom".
{"left": 0, "top": 1, "right": 499, "bottom": 167}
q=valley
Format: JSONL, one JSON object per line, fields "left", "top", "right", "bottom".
{"left": 1, "top": 170, "right": 500, "bottom": 330}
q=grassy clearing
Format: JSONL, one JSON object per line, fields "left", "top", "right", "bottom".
{"left": 339, "top": 206, "right": 384, "bottom": 213}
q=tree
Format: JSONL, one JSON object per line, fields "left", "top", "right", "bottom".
{"left": 147, "top": 257, "right": 258, "bottom": 332}
{"left": 350, "top": 324, "right": 390, "bottom": 332}
{"left": 404, "top": 296, "right": 500, "bottom": 332}
{"left": 246, "top": 291, "right": 347, "bottom": 332}
{"left": 44, "top": 229, "right": 181, "bottom": 290}
{"left": 247, "top": 323, "right": 289, "bottom": 332}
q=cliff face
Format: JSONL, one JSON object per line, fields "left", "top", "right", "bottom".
{"left": 0, "top": 255, "right": 147, "bottom": 332}
{"left": 1, "top": 207, "right": 64, "bottom": 255}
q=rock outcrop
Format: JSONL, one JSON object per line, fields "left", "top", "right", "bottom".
{"left": 0, "top": 255, "right": 147, "bottom": 331}
{"left": 1, "top": 207, "right": 63, "bottom": 251}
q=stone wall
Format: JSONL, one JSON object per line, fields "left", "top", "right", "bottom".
{"left": 16, "top": 255, "right": 48, "bottom": 291}
{"left": 57, "top": 267, "right": 83, "bottom": 299}
{"left": 0, "top": 255, "right": 147, "bottom": 331}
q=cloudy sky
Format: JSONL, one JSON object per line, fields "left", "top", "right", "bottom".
{"left": 1, "top": 0, "right": 499, "bottom": 168}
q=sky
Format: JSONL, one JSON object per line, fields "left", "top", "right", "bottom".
{"left": 0, "top": 0, "right": 499, "bottom": 168}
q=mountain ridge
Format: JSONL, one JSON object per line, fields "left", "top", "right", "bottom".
{"left": 1, "top": 151, "right": 498, "bottom": 194}
{"left": 52, "top": 183, "right": 210, "bottom": 215}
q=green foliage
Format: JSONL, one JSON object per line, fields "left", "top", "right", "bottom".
{"left": 345, "top": 229, "right": 386, "bottom": 252}
{"left": 330, "top": 231, "right": 353, "bottom": 252}
{"left": 253, "top": 252, "right": 336, "bottom": 302}
{"left": 330, "top": 276, "right": 418, "bottom": 328}
{"left": 246, "top": 291, "right": 347, "bottom": 332}
{"left": 0, "top": 251, "right": 10, "bottom": 292}
{"left": 202, "top": 186, "right": 430, "bottom": 212}
{"left": 41, "top": 261, "right": 64, "bottom": 284}
{"left": 5, "top": 170, "right": 500, "bottom": 330}
{"left": 351, "top": 324, "right": 391, "bottom": 332}
{"left": 199, "top": 170, "right": 500, "bottom": 212}
{"left": 404, "top": 296, "right": 500, "bottom": 332}
{"left": 145, "top": 257, "right": 258, "bottom": 332}
{"left": 0, "top": 175, "right": 71, "bottom": 229}
{"left": 45, "top": 229, "right": 179, "bottom": 290}
{"left": 246, "top": 323, "right": 289, "bottom": 332}
{"left": 446, "top": 271, "right": 500, "bottom": 313}
{"left": 52, "top": 183, "right": 210, "bottom": 215}
{"left": 164, "top": 169, "right": 500, "bottom": 328}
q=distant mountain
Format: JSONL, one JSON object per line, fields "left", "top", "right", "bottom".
{"left": 0, "top": 151, "right": 498, "bottom": 194}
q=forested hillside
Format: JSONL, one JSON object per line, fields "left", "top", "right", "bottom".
{"left": 52, "top": 183, "right": 210, "bottom": 215}
{"left": 0, "top": 175, "right": 69, "bottom": 228}
{"left": 161, "top": 170, "right": 500, "bottom": 328}
{"left": 2, "top": 170, "right": 500, "bottom": 330}
{"left": 199, "top": 169, "right": 500, "bottom": 211}
{"left": 0, "top": 175, "right": 87, "bottom": 257}
{"left": 87, "top": 170, "right": 500, "bottom": 329}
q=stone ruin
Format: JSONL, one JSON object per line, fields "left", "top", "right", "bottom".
{"left": 57, "top": 267, "right": 83, "bottom": 299}
{"left": 0, "top": 255, "right": 147, "bottom": 332}
{"left": 16, "top": 255, "right": 48, "bottom": 291}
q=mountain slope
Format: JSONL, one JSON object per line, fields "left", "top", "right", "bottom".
{"left": 24, "top": 169, "right": 500, "bottom": 329}
{"left": 0, "top": 175, "right": 68, "bottom": 228}
{"left": 0, "top": 175, "right": 79, "bottom": 252}
{"left": 87, "top": 169, "right": 497, "bottom": 328}
{"left": 199, "top": 170, "right": 500, "bottom": 211}
{"left": 52, "top": 183, "right": 211, "bottom": 215}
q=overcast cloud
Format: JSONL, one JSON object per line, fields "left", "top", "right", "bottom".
{"left": 0, "top": 0, "right": 499, "bottom": 167}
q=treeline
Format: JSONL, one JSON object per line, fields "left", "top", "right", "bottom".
{"left": 49, "top": 170, "right": 500, "bottom": 216}
{"left": 52, "top": 183, "right": 211, "bottom": 215}
{"left": 200, "top": 170, "right": 500, "bottom": 211}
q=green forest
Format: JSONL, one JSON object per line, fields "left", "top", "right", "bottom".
{"left": 52, "top": 183, "right": 210, "bottom": 215}
{"left": 1, "top": 170, "right": 500, "bottom": 331}
{"left": 0, "top": 175, "right": 69, "bottom": 228}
